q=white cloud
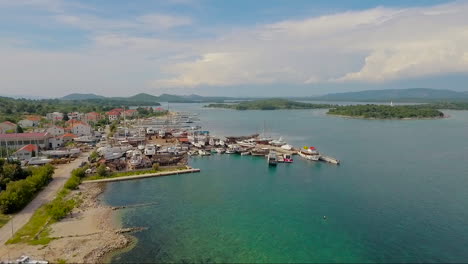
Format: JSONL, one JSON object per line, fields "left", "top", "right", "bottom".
{"left": 1, "top": 1, "right": 468, "bottom": 96}
{"left": 151, "top": 2, "right": 468, "bottom": 87}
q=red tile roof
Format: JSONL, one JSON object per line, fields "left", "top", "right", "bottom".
{"left": 107, "top": 111, "right": 121, "bottom": 116}
{"left": 0, "top": 132, "right": 49, "bottom": 139}
{"left": 16, "top": 144, "right": 38, "bottom": 153}
{"left": 62, "top": 133, "right": 77, "bottom": 138}
{"left": 25, "top": 115, "right": 42, "bottom": 121}
{"left": 1, "top": 121, "right": 17, "bottom": 126}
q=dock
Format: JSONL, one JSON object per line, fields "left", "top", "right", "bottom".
{"left": 82, "top": 168, "right": 201, "bottom": 183}
{"left": 319, "top": 155, "right": 340, "bottom": 165}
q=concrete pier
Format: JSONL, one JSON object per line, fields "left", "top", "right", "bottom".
{"left": 82, "top": 168, "right": 201, "bottom": 183}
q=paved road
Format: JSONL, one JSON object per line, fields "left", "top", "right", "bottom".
{"left": 0, "top": 154, "right": 89, "bottom": 245}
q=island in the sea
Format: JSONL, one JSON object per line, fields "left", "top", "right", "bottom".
{"left": 205, "top": 99, "right": 332, "bottom": 110}
{"left": 327, "top": 104, "right": 444, "bottom": 119}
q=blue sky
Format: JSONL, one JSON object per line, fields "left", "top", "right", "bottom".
{"left": 1, "top": 0, "right": 467, "bottom": 97}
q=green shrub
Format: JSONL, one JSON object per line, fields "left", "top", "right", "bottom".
{"left": 152, "top": 163, "right": 160, "bottom": 171}
{"left": 0, "top": 164, "right": 54, "bottom": 214}
{"left": 96, "top": 164, "right": 108, "bottom": 177}
{"left": 45, "top": 196, "right": 75, "bottom": 221}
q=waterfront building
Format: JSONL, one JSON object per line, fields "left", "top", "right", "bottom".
{"left": 0, "top": 132, "right": 52, "bottom": 149}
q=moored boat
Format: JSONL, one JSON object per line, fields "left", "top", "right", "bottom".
{"left": 283, "top": 154, "right": 293, "bottom": 163}
{"left": 267, "top": 151, "right": 278, "bottom": 166}
{"left": 298, "top": 146, "right": 320, "bottom": 161}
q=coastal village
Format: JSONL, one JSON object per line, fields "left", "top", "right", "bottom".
{"left": 0, "top": 106, "right": 339, "bottom": 263}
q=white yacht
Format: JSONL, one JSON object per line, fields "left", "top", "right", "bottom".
{"left": 298, "top": 147, "right": 320, "bottom": 161}
{"left": 269, "top": 137, "right": 286, "bottom": 146}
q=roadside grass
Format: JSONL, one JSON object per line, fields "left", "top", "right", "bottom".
{"left": 6, "top": 189, "right": 79, "bottom": 245}
{"left": 6, "top": 205, "right": 52, "bottom": 245}
{"left": 0, "top": 213, "right": 10, "bottom": 229}
{"left": 84, "top": 166, "right": 188, "bottom": 181}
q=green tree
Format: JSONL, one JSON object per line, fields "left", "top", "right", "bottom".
{"left": 16, "top": 125, "right": 24, "bottom": 133}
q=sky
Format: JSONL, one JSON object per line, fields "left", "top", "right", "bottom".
{"left": 1, "top": 0, "right": 468, "bottom": 97}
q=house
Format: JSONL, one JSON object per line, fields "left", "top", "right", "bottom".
{"left": 14, "top": 144, "right": 38, "bottom": 160}
{"left": 18, "top": 115, "right": 42, "bottom": 128}
{"left": 106, "top": 111, "right": 121, "bottom": 121}
{"left": 155, "top": 107, "right": 165, "bottom": 112}
{"left": 46, "top": 125, "right": 65, "bottom": 136}
{"left": 67, "top": 112, "right": 83, "bottom": 121}
{"left": 62, "top": 133, "right": 77, "bottom": 144}
{"left": 85, "top": 112, "right": 102, "bottom": 122}
{"left": 124, "top": 109, "right": 138, "bottom": 118}
{"left": 69, "top": 122, "right": 92, "bottom": 136}
{"left": 0, "top": 132, "right": 51, "bottom": 149}
{"left": 46, "top": 112, "right": 63, "bottom": 121}
{"left": 0, "top": 121, "right": 17, "bottom": 134}
{"left": 49, "top": 136, "right": 64, "bottom": 149}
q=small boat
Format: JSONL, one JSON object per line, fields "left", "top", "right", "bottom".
{"left": 144, "top": 144, "right": 156, "bottom": 156}
{"left": 241, "top": 151, "right": 251, "bottom": 156}
{"left": 225, "top": 148, "right": 236, "bottom": 154}
{"left": 74, "top": 136, "right": 98, "bottom": 143}
{"left": 267, "top": 151, "right": 278, "bottom": 166}
{"left": 215, "top": 148, "right": 225, "bottom": 154}
{"left": 283, "top": 154, "right": 293, "bottom": 163}
{"left": 188, "top": 150, "right": 198, "bottom": 156}
{"left": 137, "top": 144, "right": 145, "bottom": 151}
{"left": 16, "top": 255, "right": 48, "bottom": 264}
{"left": 198, "top": 149, "right": 211, "bottom": 156}
{"left": 298, "top": 146, "right": 320, "bottom": 161}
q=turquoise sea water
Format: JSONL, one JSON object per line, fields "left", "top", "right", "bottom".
{"left": 104, "top": 105, "right": 468, "bottom": 263}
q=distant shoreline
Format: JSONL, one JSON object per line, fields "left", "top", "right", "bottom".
{"left": 326, "top": 113, "right": 446, "bottom": 120}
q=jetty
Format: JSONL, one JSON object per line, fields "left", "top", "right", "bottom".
{"left": 82, "top": 168, "right": 201, "bottom": 183}
{"left": 319, "top": 155, "right": 340, "bottom": 165}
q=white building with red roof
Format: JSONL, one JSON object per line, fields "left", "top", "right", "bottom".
{"left": 46, "top": 125, "right": 65, "bottom": 136}
{"left": 0, "top": 132, "right": 52, "bottom": 149}
{"left": 0, "top": 121, "right": 17, "bottom": 134}
{"left": 18, "top": 115, "right": 42, "bottom": 128}
{"left": 107, "top": 110, "right": 121, "bottom": 121}
{"left": 14, "top": 144, "right": 38, "bottom": 160}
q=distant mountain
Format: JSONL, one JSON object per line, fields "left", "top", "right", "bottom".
{"left": 309, "top": 88, "right": 468, "bottom": 102}
{"left": 62, "top": 93, "right": 106, "bottom": 100}
{"left": 60, "top": 92, "right": 235, "bottom": 103}
{"left": 124, "top": 93, "right": 160, "bottom": 102}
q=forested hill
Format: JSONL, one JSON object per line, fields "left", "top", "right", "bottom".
{"left": 308, "top": 88, "right": 468, "bottom": 102}
{"left": 205, "top": 99, "right": 333, "bottom": 110}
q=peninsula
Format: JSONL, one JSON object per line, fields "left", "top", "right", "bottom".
{"left": 205, "top": 99, "right": 333, "bottom": 110}
{"left": 327, "top": 104, "right": 444, "bottom": 119}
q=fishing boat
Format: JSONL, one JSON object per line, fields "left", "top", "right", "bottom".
{"left": 267, "top": 151, "right": 278, "bottom": 166}
{"left": 298, "top": 146, "right": 320, "bottom": 161}
{"left": 144, "top": 144, "right": 156, "bottom": 156}
{"left": 74, "top": 135, "right": 98, "bottom": 143}
{"left": 188, "top": 150, "right": 198, "bottom": 156}
{"left": 283, "top": 154, "right": 293, "bottom": 163}
{"left": 241, "top": 151, "right": 251, "bottom": 156}
{"left": 137, "top": 144, "right": 145, "bottom": 151}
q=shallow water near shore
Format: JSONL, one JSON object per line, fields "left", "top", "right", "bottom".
{"left": 103, "top": 105, "right": 468, "bottom": 263}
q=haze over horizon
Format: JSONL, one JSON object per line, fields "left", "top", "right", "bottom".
{"left": 1, "top": 0, "right": 468, "bottom": 97}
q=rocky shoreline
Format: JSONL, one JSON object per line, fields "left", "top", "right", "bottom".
{"left": 0, "top": 183, "right": 134, "bottom": 263}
